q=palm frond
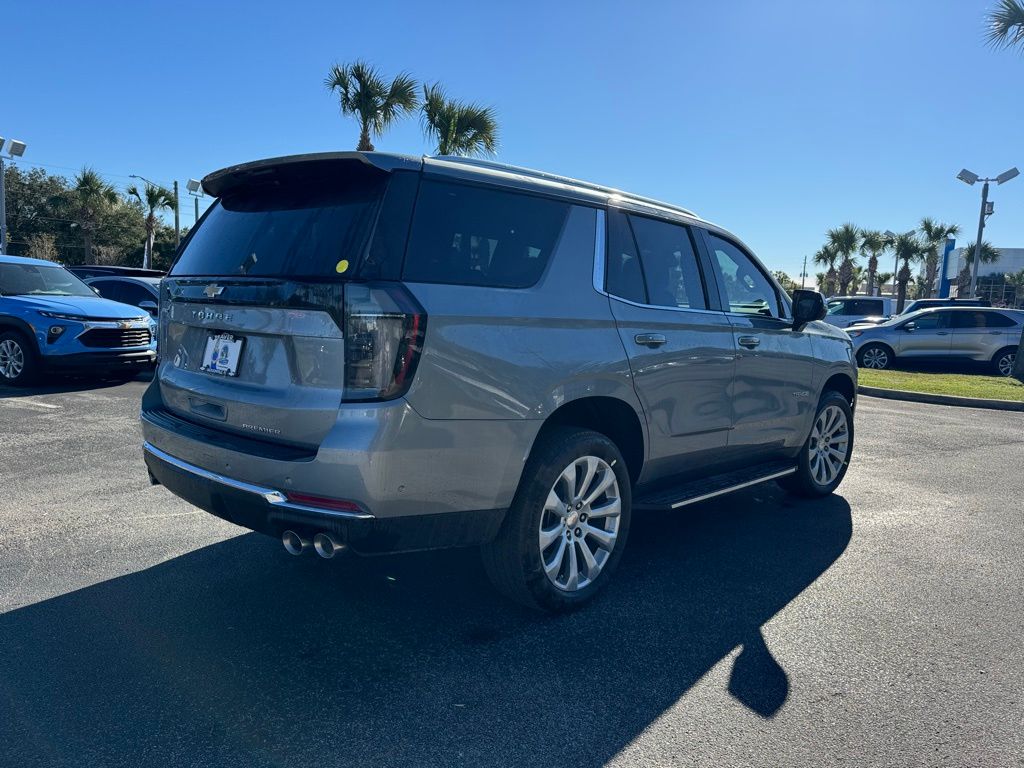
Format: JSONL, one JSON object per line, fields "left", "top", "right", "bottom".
{"left": 421, "top": 82, "right": 499, "bottom": 157}
{"left": 986, "top": 0, "right": 1024, "bottom": 50}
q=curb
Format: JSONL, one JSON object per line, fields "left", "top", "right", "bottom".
{"left": 858, "top": 385, "right": 1024, "bottom": 412}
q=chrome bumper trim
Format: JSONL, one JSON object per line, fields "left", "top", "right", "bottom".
{"left": 143, "top": 441, "right": 374, "bottom": 520}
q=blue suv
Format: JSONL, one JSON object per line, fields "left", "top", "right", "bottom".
{"left": 0, "top": 255, "right": 157, "bottom": 385}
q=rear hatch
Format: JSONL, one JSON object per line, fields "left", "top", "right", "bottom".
{"left": 155, "top": 154, "right": 422, "bottom": 450}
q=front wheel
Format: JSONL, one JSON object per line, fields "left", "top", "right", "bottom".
{"left": 779, "top": 390, "right": 854, "bottom": 498}
{"left": 0, "top": 331, "right": 37, "bottom": 386}
{"left": 857, "top": 343, "right": 892, "bottom": 370}
{"left": 482, "top": 427, "right": 631, "bottom": 612}
{"left": 993, "top": 347, "right": 1016, "bottom": 377}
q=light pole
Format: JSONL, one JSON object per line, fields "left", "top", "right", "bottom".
{"left": 0, "top": 137, "right": 28, "bottom": 254}
{"left": 186, "top": 178, "right": 204, "bottom": 228}
{"left": 956, "top": 167, "right": 1019, "bottom": 298}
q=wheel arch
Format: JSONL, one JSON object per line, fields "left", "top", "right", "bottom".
{"left": 992, "top": 345, "right": 1017, "bottom": 362}
{"left": 822, "top": 371, "right": 856, "bottom": 407}
{"left": 528, "top": 396, "right": 646, "bottom": 484}
{"left": 0, "top": 317, "right": 39, "bottom": 353}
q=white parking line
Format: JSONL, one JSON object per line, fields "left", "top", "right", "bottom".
{"left": 0, "top": 398, "right": 62, "bottom": 411}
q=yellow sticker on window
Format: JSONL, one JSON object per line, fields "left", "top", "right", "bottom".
{"left": 335, "top": 259, "right": 350, "bottom": 274}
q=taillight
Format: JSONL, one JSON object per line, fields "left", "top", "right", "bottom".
{"left": 342, "top": 282, "right": 426, "bottom": 401}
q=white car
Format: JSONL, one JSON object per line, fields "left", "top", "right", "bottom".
{"left": 824, "top": 296, "right": 895, "bottom": 328}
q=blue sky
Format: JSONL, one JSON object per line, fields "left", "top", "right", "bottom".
{"left": 4, "top": 0, "right": 1023, "bottom": 278}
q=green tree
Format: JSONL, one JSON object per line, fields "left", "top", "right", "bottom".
{"left": 875, "top": 271, "right": 894, "bottom": 294}
{"left": 918, "top": 217, "right": 961, "bottom": 298}
{"left": 127, "top": 182, "right": 177, "bottom": 270}
{"left": 771, "top": 270, "right": 799, "bottom": 295}
{"left": 324, "top": 61, "right": 418, "bottom": 151}
{"left": 859, "top": 229, "right": 888, "bottom": 297}
{"left": 987, "top": 0, "right": 1024, "bottom": 49}
{"left": 72, "top": 168, "right": 120, "bottom": 263}
{"left": 891, "top": 231, "right": 927, "bottom": 312}
{"left": 827, "top": 223, "right": 861, "bottom": 295}
{"left": 813, "top": 244, "right": 839, "bottom": 296}
{"left": 420, "top": 83, "right": 499, "bottom": 157}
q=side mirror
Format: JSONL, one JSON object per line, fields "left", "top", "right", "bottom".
{"left": 904, "top": 322, "right": 916, "bottom": 332}
{"left": 139, "top": 300, "right": 158, "bottom": 316}
{"left": 791, "top": 289, "right": 826, "bottom": 331}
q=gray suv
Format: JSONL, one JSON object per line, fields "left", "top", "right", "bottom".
{"left": 142, "top": 152, "right": 856, "bottom": 611}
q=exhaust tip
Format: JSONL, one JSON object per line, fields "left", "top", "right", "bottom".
{"left": 281, "top": 530, "right": 310, "bottom": 556}
{"left": 313, "top": 532, "right": 347, "bottom": 559}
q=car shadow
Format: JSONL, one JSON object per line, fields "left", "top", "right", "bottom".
{"left": 0, "top": 368, "right": 152, "bottom": 398}
{"left": 0, "top": 486, "right": 852, "bottom": 768}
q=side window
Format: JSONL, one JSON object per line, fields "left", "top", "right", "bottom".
{"left": 627, "top": 215, "right": 706, "bottom": 310}
{"left": 119, "top": 283, "right": 154, "bottom": 306}
{"left": 605, "top": 209, "right": 647, "bottom": 304}
{"left": 907, "top": 312, "right": 948, "bottom": 330}
{"left": 953, "top": 311, "right": 1014, "bottom": 328}
{"left": 403, "top": 180, "right": 570, "bottom": 288}
{"left": 705, "top": 233, "right": 780, "bottom": 318}
{"left": 853, "top": 299, "right": 883, "bottom": 315}
{"left": 91, "top": 280, "right": 122, "bottom": 302}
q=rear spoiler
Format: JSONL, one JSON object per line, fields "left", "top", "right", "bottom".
{"left": 202, "top": 152, "right": 423, "bottom": 198}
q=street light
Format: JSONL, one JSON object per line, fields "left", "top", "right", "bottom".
{"left": 130, "top": 173, "right": 180, "bottom": 248}
{"left": 0, "top": 137, "right": 28, "bottom": 254}
{"left": 186, "top": 178, "right": 203, "bottom": 226}
{"left": 884, "top": 230, "right": 898, "bottom": 298}
{"left": 956, "top": 166, "right": 1019, "bottom": 298}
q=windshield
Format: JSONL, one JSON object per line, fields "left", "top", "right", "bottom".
{"left": 170, "top": 177, "right": 385, "bottom": 278}
{"left": 0, "top": 263, "right": 96, "bottom": 297}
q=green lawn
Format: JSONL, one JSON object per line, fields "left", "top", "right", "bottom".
{"left": 859, "top": 368, "right": 1024, "bottom": 402}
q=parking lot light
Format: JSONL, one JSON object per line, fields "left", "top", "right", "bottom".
{"left": 0, "top": 136, "right": 29, "bottom": 254}
{"left": 186, "top": 178, "right": 204, "bottom": 225}
{"left": 958, "top": 167, "right": 1019, "bottom": 297}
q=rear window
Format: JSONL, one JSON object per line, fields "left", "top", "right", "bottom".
{"left": 402, "top": 180, "right": 570, "bottom": 288}
{"left": 170, "top": 176, "right": 386, "bottom": 278}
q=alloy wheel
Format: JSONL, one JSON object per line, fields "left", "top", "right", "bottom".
{"left": 808, "top": 405, "right": 850, "bottom": 486}
{"left": 997, "top": 352, "right": 1015, "bottom": 377}
{"left": 539, "top": 455, "right": 621, "bottom": 592}
{"left": 861, "top": 347, "right": 889, "bottom": 369}
{"left": 0, "top": 339, "right": 25, "bottom": 380}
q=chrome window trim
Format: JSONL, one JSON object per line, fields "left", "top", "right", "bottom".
{"left": 142, "top": 442, "right": 375, "bottom": 520}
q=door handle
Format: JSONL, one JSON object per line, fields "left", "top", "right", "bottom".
{"left": 634, "top": 333, "right": 667, "bottom": 347}
{"left": 737, "top": 335, "right": 761, "bottom": 349}
{"left": 990, "top": 330, "right": 1003, "bottom": 335}
{"left": 936, "top": 332, "right": 949, "bottom": 336}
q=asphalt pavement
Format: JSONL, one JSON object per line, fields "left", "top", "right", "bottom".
{"left": 0, "top": 374, "right": 1021, "bottom": 767}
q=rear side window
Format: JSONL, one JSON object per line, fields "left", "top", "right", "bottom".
{"left": 952, "top": 311, "right": 1015, "bottom": 328}
{"left": 402, "top": 180, "right": 570, "bottom": 288}
{"left": 627, "top": 215, "right": 706, "bottom": 310}
{"left": 170, "top": 176, "right": 385, "bottom": 278}
{"left": 605, "top": 209, "right": 647, "bottom": 303}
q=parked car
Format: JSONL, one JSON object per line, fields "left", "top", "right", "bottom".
{"left": 849, "top": 306, "right": 1022, "bottom": 375}
{"left": 68, "top": 265, "right": 165, "bottom": 280}
{"left": 0, "top": 255, "right": 157, "bottom": 385}
{"left": 824, "top": 296, "right": 895, "bottom": 328}
{"left": 86, "top": 276, "right": 160, "bottom": 317}
{"left": 849, "top": 297, "right": 991, "bottom": 327}
{"left": 141, "top": 152, "right": 857, "bottom": 611}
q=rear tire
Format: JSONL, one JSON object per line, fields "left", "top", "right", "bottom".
{"left": 0, "top": 330, "right": 38, "bottom": 386}
{"left": 779, "top": 390, "right": 854, "bottom": 498}
{"left": 482, "top": 427, "right": 631, "bottom": 612}
{"left": 857, "top": 343, "right": 892, "bottom": 370}
{"left": 992, "top": 347, "right": 1016, "bottom": 378}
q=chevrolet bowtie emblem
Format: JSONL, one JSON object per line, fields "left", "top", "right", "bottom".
{"left": 204, "top": 284, "right": 224, "bottom": 298}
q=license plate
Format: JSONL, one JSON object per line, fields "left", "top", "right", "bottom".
{"left": 200, "top": 333, "right": 244, "bottom": 376}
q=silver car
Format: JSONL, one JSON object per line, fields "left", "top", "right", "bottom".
{"left": 141, "top": 152, "right": 857, "bottom": 611}
{"left": 849, "top": 306, "right": 1022, "bottom": 375}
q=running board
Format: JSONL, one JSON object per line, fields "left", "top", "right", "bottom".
{"left": 633, "top": 461, "right": 797, "bottom": 512}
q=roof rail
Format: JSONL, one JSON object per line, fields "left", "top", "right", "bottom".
{"left": 429, "top": 155, "right": 698, "bottom": 218}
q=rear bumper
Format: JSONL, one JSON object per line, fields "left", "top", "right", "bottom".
{"left": 143, "top": 442, "right": 504, "bottom": 553}
{"left": 45, "top": 349, "right": 156, "bottom": 370}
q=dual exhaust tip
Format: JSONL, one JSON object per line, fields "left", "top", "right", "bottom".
{"left": 282, "top": 530, "right": 347, "bottom": 559}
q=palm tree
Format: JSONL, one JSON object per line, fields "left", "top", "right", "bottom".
{"left": 324, "top": 61, "right": 418, "bottom": 151}
{"left": 859, "top": 229, "right": 888, "bottom": 297}
{"left": 849, "top": 265, "right": 866, "bottom": 295}
{"left": 813, "top": 244, "right": 839, "bottom": 296}
{"left": 72, "top": 168, "right": 119, "bottom": 263}
{"left": 986, "top": 0, "right": 1024, "bottom": 50}
{"left": 875, "top": 271, "right": 894, "bottom": 295}
{"left": 127, "top": 182, "right": 177, "bottom": 270}
{"left": 420, "top": 83, "right": 499, "bottom": 157}
{"left": 827, "top": 223, "right": 861, "bottom": 295}
{"left": 891, "top": 231, "right": 926, "bottom": 312}
{"left": 918, "top": 217, "right": 961, "bottom": 298}
{"left": 957, "top": 240, "right": 1001, "bottom": 297}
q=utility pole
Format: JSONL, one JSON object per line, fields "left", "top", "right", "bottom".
{"left": 173, "top": 180, "right": 180, "bottom": 247}
{"left": 801, "top": 254, "right": 807, "bottom": 289}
